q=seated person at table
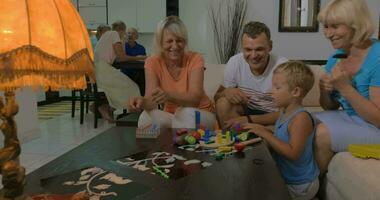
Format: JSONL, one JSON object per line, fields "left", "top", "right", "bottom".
{"left": 128, "top": 16, "right": 216, "bottom": 129}
{"left": 125, "top": 27, "right": 147, "bottom": 58}
{"left": 90, "top": 24, "right": 111, "bottom": 51}
{"left": 121, "top": 27, "right": 148, "bottom": 95}
{"left": 94, "top": 20, "right": 140, "bottom": 122}
{"left": 121, "top": 27, "right": 147, "bottom": 78}
{"left": 243, "top": 61, "right": 320, "bottom": 200}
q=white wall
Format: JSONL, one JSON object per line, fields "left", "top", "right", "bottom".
{"left": 0, "top": 88, "right": 40, "bottom": 144}
{"left": 181, "top": 0, "right": 380, "bottom": 63}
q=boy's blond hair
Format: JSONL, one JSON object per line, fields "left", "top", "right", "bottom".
{"left": 274, "top": 61, "right": 314, "bottom": 97}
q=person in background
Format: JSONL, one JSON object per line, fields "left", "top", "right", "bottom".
{"left": 128, "top": 16, "right": 216, "bottom": 129}
{"left": 244, "top": 61, "right": 320, "bottom": 200}
{"left": 125, "top": 27, "right": 147, "bottom": 58}
{"left": 121, "top": 27, "right": 148, "bottom": 95}
{"left": 94, "top": 21, "right": 140, "bottom": 122}
{"left": 214, "top": 21, "right": 288, "bottom": 129}
{"left": 90, "top": 24, "right": 111, "bottom": 51}
{"left": 314, "top": 0, "right": 380, "bottom": 174}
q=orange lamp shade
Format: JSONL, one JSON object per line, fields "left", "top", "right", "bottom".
{"left": 0, "top": 0, "right": 95, "bottom": 91}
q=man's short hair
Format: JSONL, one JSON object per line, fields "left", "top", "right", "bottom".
{"left": 111, "top": 20, "right": 126, "bottom": 32}
{"left": 274, "top": 61, "right": 315, "bottom": 97}
{"left": 242, "top": 21, "right": 271, "bottom": 40}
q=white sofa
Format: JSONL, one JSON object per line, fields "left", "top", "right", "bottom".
{"left": 204, "top": 63, "right": 380, "bottom": 200}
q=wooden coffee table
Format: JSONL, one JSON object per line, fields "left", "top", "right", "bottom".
{"left": 25, "top": 127, "right": 290, "bottom": 199}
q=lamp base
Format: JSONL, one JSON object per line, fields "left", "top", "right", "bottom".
{"left": 0, "top": 91, "right": 28, "bottom": 199}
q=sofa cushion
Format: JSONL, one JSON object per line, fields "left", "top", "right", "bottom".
{"left": 303, "top": 65, "right": 323, "bottom": 107}
{"left": 325, "top": 152, "right": 380, "bottom": 200}
{"left": 204, "top": 63, "right": 225, "bottom": 100}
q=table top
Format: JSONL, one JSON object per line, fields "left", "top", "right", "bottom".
{"left": 25, "top": 127, "right": 290, "bottom": 200}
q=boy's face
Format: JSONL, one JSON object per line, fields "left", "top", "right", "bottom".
{"left": 271, "top": 72, "right": 294, "bottom": 107}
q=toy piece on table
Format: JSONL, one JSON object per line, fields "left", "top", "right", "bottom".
{"left": 203, "top": 128, "right": 210, "bottom": 142}
{"left": 234, "top": 143, "right": 246, "bottom": 152}
{"left": 218, "top": 146, "right": 233, "bottom": 153}
{"left": 152, "top": 165, "right": 169, "bottom": 179}
{"left": 185, "top": 135, "right": 197, "bottom": 145}
{"left": 240, "top": 136, "right": 262, "bottom": 146}
{"left": 195, "top": 110, "right": 201, "bottom": 129}
{"left": 176, "top": 128, "right": 188, "bottom": 136}
{"left": 236, "top": 131, "right": 249, "bottom": 142}
{"left": 215, "top": 130, "right": 222, "bottom": 144}
{"left": 174, "top": 134, "right": 187, "bottom": 145}
{"left": 136, "top": 124, "right": 160, "bottom": 139}
{"left": 225, "top": 131, "right": 232, "bottom": 143}
{"left": 199, "top": 136, "right": 234, "bottom": 148}
{"left": 234, "top": 123, "right": 242, "bottom": 133}
{"left": 197, "top": 129, "right": 205, "bottom": 138}
{"left": 214, "top": 153, "right": 224, "bottom": 161}
{"left": 191, "top": 131, "right": 201, "bottom": 141}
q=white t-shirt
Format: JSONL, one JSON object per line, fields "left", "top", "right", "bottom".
{"left": 94, "top": 31, "right": 121, "bottom": 64}
{"left": 223, "top": 53, "right": 288, "bottom": 112}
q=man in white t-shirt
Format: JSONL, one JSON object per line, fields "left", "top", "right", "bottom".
{"left": 214, "top": 21, "right": 288, "bottom": 128}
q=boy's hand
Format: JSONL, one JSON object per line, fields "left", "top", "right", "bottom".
{"left": 242, "top": 123, "right": 269, "bottom": 137}
{"left": 224, "top": 116, "right": 248, "bottom": 128}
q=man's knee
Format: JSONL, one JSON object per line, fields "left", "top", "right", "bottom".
{"left": 215, "top": 97, "right": 232, "bottom": 111}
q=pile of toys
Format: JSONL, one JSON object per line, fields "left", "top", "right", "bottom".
{"left": 173, "top": 122, "right": 261, "bottom": 160}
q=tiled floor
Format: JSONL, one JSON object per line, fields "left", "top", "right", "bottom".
{"left": 21, "top": 112, "right": 114, "bottom": 175}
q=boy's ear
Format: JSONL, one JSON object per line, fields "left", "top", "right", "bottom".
{"left": 291, "top": 87, "right": 302, "bottom": 98}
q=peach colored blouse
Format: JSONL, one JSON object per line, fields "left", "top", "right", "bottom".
{"left": 145, "top": 52, "right": 213, "bottom": 114}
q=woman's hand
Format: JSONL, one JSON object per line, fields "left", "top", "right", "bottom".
{"left": 128, "top": 96, "right": 144, "bottom": 112}
{"left": 151, "top": 87, "right": 169, "bottom": 105}
{"left": 319, "top": 73, "right": 334, "bottom": 93}
{"left": 330, "top": 63, "right": 353, "bottom": 93}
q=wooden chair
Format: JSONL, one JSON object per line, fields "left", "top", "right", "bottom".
{"left": 71, "top": 77, "right": 102, "bottom": 128}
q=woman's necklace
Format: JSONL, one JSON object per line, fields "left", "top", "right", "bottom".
{"left": 166, "top": 63, "right": 182, "bottom": 81}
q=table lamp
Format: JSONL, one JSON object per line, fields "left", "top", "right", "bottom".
{"left": 0, "top": 0, "right": 94, "bottom": 199}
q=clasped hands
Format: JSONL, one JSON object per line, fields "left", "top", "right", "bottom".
{"left": 320, "top": 62, "right": 353, "bottom": 93}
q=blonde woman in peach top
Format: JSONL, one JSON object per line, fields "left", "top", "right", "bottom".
{"left": 128, "top": 16, "right": 216, "bottom": 129}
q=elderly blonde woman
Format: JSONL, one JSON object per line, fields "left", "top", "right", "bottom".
{"left": 128, "top": 16, "right": 216, "bottom": 129}
{"left": 94, "top": 21, "right": 140, "bottom": 122}
{"left": 315, "top": 0, "right": 380, "bottom": 173}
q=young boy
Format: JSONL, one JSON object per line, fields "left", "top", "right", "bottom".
{"left": 243, "top": 61, "right": 320, "bottom": 200}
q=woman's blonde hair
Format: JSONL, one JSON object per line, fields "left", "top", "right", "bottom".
{"left": 318, "top": 0, "right": 374, "bottom": 46}
{"left": 153, "top": 16, "right": 188, "bottom": 55}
